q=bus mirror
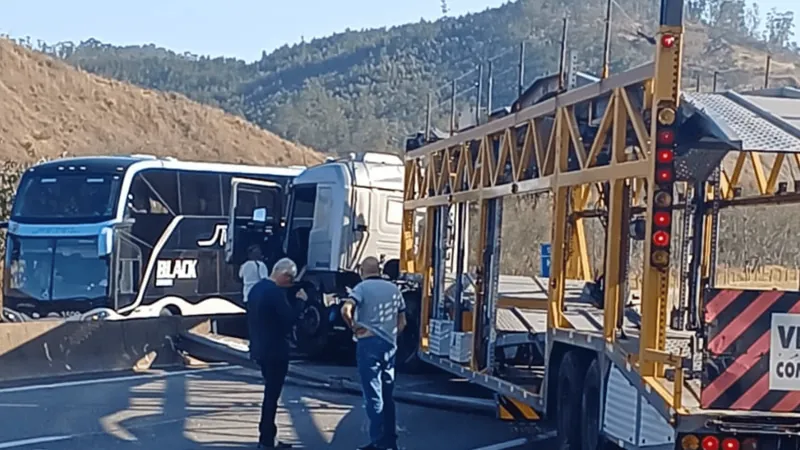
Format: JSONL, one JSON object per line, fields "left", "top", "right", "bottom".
{"left": 98, "top": 227, "right": 114, "bottom": 256}
{"left": 252, "top": 208, "right": 267, "bottom": 223}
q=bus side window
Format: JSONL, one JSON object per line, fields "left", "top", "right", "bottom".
{"left": 179, "top": 172, "right": 222, "bottom": 216}
{"left": 128, "top": 170, "right": 179, "bottom": 216}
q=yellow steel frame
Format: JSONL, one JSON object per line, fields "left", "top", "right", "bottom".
{"left": 719, "top": 151, "right": 800, "bottom": 197}
{"left": 399, "top": 21, "right": 686, "bottom": 407}
{"left": 402, "top": 72, "right": 656, "bottom": 336}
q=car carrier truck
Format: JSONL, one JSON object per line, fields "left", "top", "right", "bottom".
{"left": 389, "top": 0, "right": 800, "bottom": 447}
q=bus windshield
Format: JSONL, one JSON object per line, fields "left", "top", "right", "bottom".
{"left": 4, "top": 236, "right": 109, "bottom": 302}
{"left": 11, "top": 173, "right": 123, "bottom": 222}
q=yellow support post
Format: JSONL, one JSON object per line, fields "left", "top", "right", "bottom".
{"left": 639, "top": 19, "right": 683, "bottom": 377}
{"left": 419, "top": 207, "right": 436, "bottom": 348}
{"left": 471, "top": 199, "right": 490, "bottom": 371}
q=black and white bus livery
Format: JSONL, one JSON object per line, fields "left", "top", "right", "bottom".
{"left": 1, "top": 155, "right": 304, "bottom": 322}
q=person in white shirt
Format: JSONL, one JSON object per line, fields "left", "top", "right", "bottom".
{"left": 240, "top": 244, "right": 268, "bottom": 303}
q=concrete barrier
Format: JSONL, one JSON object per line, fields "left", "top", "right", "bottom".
{"left": 0, "top": 317, "right": 210, "bottom": 383}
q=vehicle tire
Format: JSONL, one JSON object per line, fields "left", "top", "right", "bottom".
{"left": 159, "top": 307, "right": 176, "bottom": 317}
{"left": 555, "top": 351, "right": 586, "bottom": 450}
{"left": 581, "top": 358, "right": 609, "bottom": 450}
{"left": 291, "top": 283, "right": 330, "bottom": 360}
{"left": 396, "top": 289, "right": 425, "bottom": 373}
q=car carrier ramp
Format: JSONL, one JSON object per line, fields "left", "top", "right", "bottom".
{"left": 682, "top": 89, "right": 800, "bottom": 153}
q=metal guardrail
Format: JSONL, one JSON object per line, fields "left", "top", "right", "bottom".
{"left": 176, "top": 330, "right": 497, "bottom": 415}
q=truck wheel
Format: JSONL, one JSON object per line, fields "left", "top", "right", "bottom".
{"left": 292, "top": 284, "right": 329, "bottom": 360}
{"left": 555, "top": 351, "right": 585, "bottom": 450}
{"left": 581, "top": 358, "right": 608, "bottom": 450}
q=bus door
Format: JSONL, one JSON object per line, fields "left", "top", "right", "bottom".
{"left": 225, "top": 177, "right": 283, "bottom": 266}
{"left": 112, "top": 227, "right": 143, "bottom": 311}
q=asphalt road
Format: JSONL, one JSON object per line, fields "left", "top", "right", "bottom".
{"left": 0, "top": 365, "right": 553, "bottom": 450}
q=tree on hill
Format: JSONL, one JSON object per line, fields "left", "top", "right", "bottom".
{"left": 12, "top": 0, "right": 799, "bottom": 154}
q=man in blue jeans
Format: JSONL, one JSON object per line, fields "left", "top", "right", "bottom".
{"left": 341, "top": 257, "right": 407, "bottom": 450}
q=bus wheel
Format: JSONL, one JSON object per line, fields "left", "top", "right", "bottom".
{"left": 159, "top": 306, "right": 180, "bottom": 317}
{"left": 581, "top": 358, "right": 608, "bottom": 450}
{"left": 555, "top": 351, "right": 584, "bottom": 450}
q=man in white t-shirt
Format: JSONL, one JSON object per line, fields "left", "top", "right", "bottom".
{"left": 240, "top": 244, "right": 268, "bottom": 303}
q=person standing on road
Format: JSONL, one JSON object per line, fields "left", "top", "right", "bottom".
{"left": 247, "top": 257, "right": 305, "bottom": 449}
{"left": 341, "top": 257, "right": 407, "bottom": 450}
{"left": 240, "top": 244, "right": 268, "bottom": 303}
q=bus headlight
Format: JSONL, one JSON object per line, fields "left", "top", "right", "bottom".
{"left": 1, "top": 309, "right": 20, "bottom": 322}
{"left": 85, "top": 310, "right": 110, "bottom": 321}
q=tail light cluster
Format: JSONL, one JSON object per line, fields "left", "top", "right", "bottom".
{"left": 680, "top": 435, "right": 758, "bottom": 450}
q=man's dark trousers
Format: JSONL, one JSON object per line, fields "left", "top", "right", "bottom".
{"left": 356, "top": 336, "right": 398, "bottom": 449}
{"left": 258, "top": 357, "right": 290, "bottom": 447}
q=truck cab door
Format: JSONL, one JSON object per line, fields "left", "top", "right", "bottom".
{"left": 225, "top": 177, "right": 282, "bottom": 265}
{"left": 306, "top": 184, "right": 334, "bottom": 271}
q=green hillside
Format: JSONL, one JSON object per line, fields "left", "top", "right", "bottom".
{"left": 12, "top": 0, "right": 799, "bottom": 153}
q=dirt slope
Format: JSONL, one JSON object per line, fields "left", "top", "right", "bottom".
{"left": 0, "top": 38, "right": 322, "bottom": 165}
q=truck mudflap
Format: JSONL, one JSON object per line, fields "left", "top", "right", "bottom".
{"left": 702, "top": 288, "right": 800, "bottom": 412}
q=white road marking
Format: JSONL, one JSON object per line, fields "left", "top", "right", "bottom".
{"left": 470, "top": 430, "right": 556, "bottom": 450}
{"left": 0, "top": 435, "right": 72, "bottom": 449}
{"left": 470, "top": 438, "right": 529, "bottom": 450}
{"left": 0, "top": 403, "right": 38, "bottom": 408}
{"left": 0, "top": 365, "right": 240, "bottom": 394}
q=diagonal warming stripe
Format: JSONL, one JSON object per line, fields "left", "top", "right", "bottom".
{"left": 772, "top": 391, "right": 800, "bottom": 413}
{"left": 707, "top": 290, "right": 783, "bottom": 356}
{"left": 702, "top": 333, "right": 770, "bottom": 408}
{"left": 703, "top": 299, "right": 800, "bottom": 409}
{"left": 705, "top": 289, "right": 744, "bottom": 324}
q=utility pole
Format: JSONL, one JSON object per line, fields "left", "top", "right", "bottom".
{"left": 475, "top": 64, "right": 484, "bottom": 126}
{"left": 558, "top": 16, "right": 569, "bottom": 90}
{"left": 450, "top": 79, "right": 457, "bottom": 136}
{"left": 425, "top": 92, "right": 432, "bottom": 141}
{"left": 601, "top": 0, "right": 613, "bottom": 79}
{"left": 487, "top": 60, "right": 494, "bottom": 119}
{"left": 764, "top": 54, "right": 771, "bottom": 89}
{"left": 518, "top": 42, "right": 526, "bottom": 96}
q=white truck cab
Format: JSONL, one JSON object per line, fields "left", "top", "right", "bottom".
{"left": 282, "top": 152, "right": 405, "bottom": 276}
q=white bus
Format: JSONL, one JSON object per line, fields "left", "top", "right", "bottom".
{"left": 1, "top": 155, "right": 303, "bottom": 322}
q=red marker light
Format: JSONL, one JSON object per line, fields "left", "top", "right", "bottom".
{"left": 654, "top": 211, "right": 671, "bottom": 227}
{"left": 657, "top": 169, "right": 673, "bottom": 183}
{"left": 662, "top": 34, "right": 676, "bottom": 48}
{"left": 653, "top": 230, "right": 670, "bottom": 247}
{"left": 657, "top": 148, "right": 673, "bottom": 163}
{"left": 722, "top": 438, "right": 740, "bottom": 450}
{"left": 702, "top": 436, "right": 720, "bottom": 450}
{"left": 657, "top": 129, "right": 675, "bottom": 146}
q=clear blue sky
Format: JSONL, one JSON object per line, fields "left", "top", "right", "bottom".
{"left": 1, "top": 0, "right": 797, "bottom": 62}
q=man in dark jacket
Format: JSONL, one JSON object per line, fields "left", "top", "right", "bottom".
{"left": 247, "top": 257, "right": 304, "bottom": 449}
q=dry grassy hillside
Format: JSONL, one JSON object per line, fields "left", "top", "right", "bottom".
{"left": 0, "top": 38, "right": 322, "bottom": 165}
